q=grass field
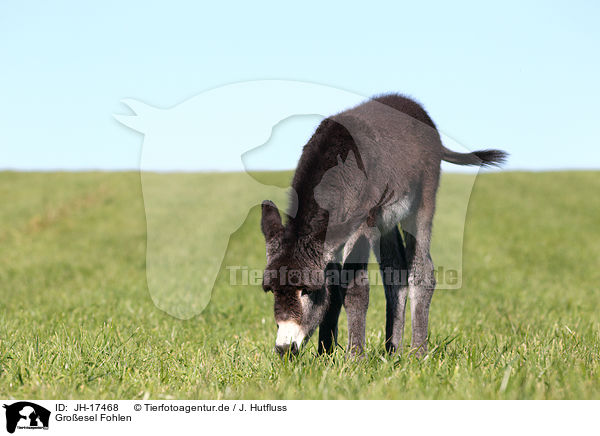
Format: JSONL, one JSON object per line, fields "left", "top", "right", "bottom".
{"left": 1, "top": 170, "right": 599, "bottom": 399}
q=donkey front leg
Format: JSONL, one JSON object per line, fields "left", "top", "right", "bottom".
{"left": 375, "top": 226, "right": 409, "bottom": 354}
{"left": 341, "top": 235, "right": 371, "bottom": 356}
{"left": 318, "top": 263, "right": 343, "bottom": 354}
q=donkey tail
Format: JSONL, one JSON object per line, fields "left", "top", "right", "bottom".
{"left": 442, "top": 146, "right": 507, "bottom": 167}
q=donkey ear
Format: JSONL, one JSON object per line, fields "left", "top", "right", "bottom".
{"left": 261, "top": 200, "right": 283, "bottom": 241}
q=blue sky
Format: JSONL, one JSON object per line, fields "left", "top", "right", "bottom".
{"left": 1, "top": 1, "right": 599, "bottom": 171}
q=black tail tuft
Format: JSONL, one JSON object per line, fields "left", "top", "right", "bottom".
{"left": 442, "top": 146, "right": 508, "bottom": 167}
{"left": 473, "top": 149, "right": 508, "bottom": 167}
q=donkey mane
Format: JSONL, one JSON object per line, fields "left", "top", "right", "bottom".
{"left": 286, "top": 119, "right": 359, "bottom": 239}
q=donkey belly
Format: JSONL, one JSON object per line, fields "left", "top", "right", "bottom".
{"left": 378, "top": 193, "right": 414, "bottom": 232}
{"left": 338, "top": 193, "right": 413, "bottom": 265}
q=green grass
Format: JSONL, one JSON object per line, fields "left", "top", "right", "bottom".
{"left": 1, "top": 170, "right": 599, "bottom": 399}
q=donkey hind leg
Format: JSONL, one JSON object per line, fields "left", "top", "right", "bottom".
{"left": 341, "top": 234, "right": 371, "bottom": 356}
{"left": 318, "top": 262, "right": 343, "bottom": 354}
{"left": 375, "top": 226, "right": 409, "bottom": 354}
{"left": 402, "top": 197, "right": 437, "bottom": 357}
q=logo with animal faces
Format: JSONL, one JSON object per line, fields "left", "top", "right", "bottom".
{"left": 3, "top": 402, "right": 50, "bottom": 433}
{"left": 115, "top": 80, "right": 480, "bottom": 319}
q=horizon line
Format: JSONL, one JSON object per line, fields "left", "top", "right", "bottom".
{"left": 1, "top": 167, "right": 599, "bottom": 174}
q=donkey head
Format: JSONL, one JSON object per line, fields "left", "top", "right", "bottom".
{"left": 260, "top": 200, "right": 333, "bottom": 357}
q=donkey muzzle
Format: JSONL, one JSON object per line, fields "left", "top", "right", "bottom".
{"left": 275, "top": 321, "right": 304, "bottom": 357}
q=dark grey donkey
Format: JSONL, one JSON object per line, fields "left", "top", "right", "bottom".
{"left": 260, "top": 94, "right": 506, "bottom": 357}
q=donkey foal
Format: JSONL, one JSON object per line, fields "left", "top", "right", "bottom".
{"left": 260, "top": 94, "right": 506, "bottom": 357}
